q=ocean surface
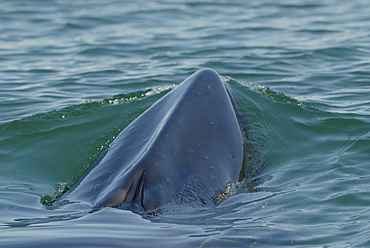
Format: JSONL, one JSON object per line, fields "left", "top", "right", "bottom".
{"left": 1, "top": 0, "right": 370, "bottom": 247}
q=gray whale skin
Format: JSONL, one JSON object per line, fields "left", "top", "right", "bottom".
{"left": 57, "top": 69, "right": 245, "bottom": 214}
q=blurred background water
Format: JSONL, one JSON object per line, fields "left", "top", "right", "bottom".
{"left": 1, "top": 0, "right": 370, "bottom": 247}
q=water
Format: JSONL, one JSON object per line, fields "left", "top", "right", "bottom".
{"left": 1, "top": 0, "right": 370, "bottom": 247}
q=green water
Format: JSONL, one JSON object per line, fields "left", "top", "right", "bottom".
{"left": 1, "top": 0, "right": 370, "bottom": 247}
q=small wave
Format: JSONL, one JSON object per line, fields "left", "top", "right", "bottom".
{"left": 0, "top": 85, "right": 176, "bottom": 139}
{"left": 225, "top": 76, "right": 315, "bottom": 111}
{"left": 78, "top": 47, "right": 120, "bottom": 56}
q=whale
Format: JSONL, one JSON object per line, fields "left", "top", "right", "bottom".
{"left": 56, "top": 69, "right": 246, "bottom": 215}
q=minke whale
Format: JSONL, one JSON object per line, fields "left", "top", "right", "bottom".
{"left": 56, "top": 69, "right": 246, "bottom": 215}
